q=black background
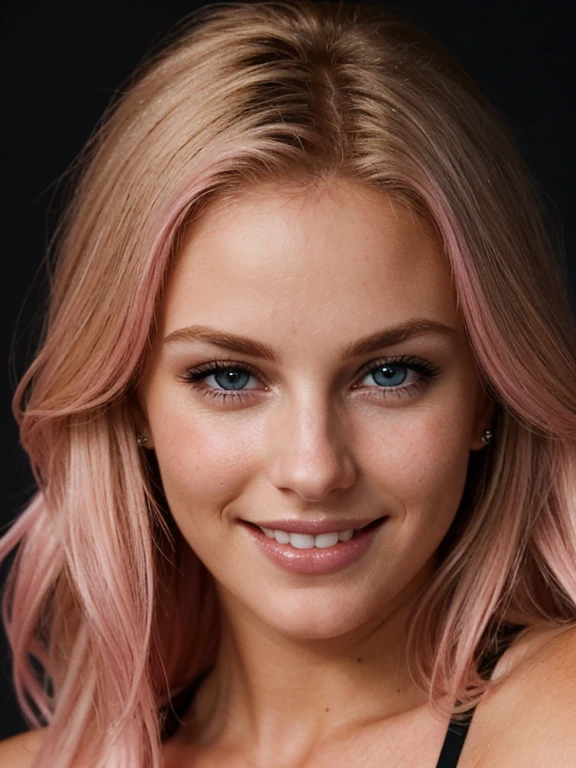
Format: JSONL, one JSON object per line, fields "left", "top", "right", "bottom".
{"left": 1, "top": 0, "right": 575, "bottom": 740}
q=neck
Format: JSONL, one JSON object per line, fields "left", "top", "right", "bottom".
{"left": 183, "top": 578, "right": 435, "bottom": 763}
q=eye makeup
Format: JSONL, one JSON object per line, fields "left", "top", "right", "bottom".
{"left": 179, "top": 354, "right": 442, "bottom": 405}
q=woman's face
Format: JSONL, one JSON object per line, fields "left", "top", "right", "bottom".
{"left": 137, "top": 177, "right": 493, "bottom": 640}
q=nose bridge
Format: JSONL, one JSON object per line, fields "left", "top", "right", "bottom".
{"left": 269, "top": 384, "right": 357, "bottom": 501}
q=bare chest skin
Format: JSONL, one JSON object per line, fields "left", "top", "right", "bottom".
{"left": 162, "top": 700, "right": 485, "bottom": 768}
{"left": 162, "top": 626, "right": 571, "bottom": 768}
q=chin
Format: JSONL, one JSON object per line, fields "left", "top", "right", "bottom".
{"left": 244, "top": 588, "right": 387, "bottom": 641}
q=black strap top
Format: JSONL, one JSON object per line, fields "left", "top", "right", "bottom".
{"left": 435, "top": 623, "right": 525, "bottom": 767}
{"left": 161, "top": 624, "right": 525, "bottom": 766}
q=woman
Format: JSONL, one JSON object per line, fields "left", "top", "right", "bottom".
{"left": 1, "top": 1, "right": 575, "bottom": 766}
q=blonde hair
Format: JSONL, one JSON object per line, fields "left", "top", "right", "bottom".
{"left": 1, "top": 1, "right": 575, "bottom": 765}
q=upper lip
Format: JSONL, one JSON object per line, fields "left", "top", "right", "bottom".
{"left": 244, "top": 516, "right": 386, "bottom": 535}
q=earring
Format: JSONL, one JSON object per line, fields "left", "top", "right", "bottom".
{"left": 481, "top": 429, "right": 493, "bottom": 445}
{"left": 136, "top": 434, "right": 149, "bottom": 447}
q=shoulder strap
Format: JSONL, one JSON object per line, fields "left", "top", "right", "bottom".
{"left": 434, "top": 624, "right": 526, "bottom": 768}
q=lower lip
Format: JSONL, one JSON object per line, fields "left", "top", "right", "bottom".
{"left": 241, "top": 518, "right": 388, "bottom": 575}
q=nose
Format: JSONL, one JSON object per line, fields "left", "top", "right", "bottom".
{"left": 268, "top": 394, "right": 357, "bottom": 503}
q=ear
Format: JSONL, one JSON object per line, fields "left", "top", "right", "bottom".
{"left": 128, "top": 392, "right": 155, "bottom": 450}
{"left": 470, "top": 388, "right": 497, "bottom": 452}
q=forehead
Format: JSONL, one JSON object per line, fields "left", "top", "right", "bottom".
{"left": 160, "top": 178, "right": 460, "bottom": 338}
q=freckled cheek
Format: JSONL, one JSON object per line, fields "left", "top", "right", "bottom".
{"left": 364, "top": 410, "right": 472, "bottom": 518}
{"left": 150, "top": 407, "right": 257, "bottom": 517}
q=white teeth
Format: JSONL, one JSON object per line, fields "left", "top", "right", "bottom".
{"left": 258, "top": 527, "right": 356, "bottom": 548}
{"left": 315, "top": 532, "right": 340, "bottom": 548}
{"left": 290, "top": 533, "right": 316, "bottom": 549}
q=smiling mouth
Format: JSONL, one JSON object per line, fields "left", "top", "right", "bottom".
{"left": 245, "top": 517, "right": 387, "bottom": 550}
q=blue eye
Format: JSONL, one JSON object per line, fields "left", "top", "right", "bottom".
{"left": 353, "top": 357, "right": 440, "bottom": 399}
{"left": 208, "top": 368, "right": 253, "bottom": 391}
{"left": 182, "top": 355, "right": 441, "bottom": 404}
{"left": 366, "top": 363, "right": 410, "bottom": 388}
{"left": 182, "top": 361, "right": 260, "bottom": 401}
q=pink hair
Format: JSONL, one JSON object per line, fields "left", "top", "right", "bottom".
{"left": 1, "top": 1, "right": 575, "bottom": 764}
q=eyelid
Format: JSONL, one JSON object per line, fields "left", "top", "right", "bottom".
{"left": 183, "top": 358, "right": 264, "bottom": 384}
{"left": 355, "top": 355, "right": 440, "bottom": 379}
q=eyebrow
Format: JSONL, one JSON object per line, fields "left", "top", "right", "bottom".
{"left": 163, "top": 318, "right": 457, "bottom": 362}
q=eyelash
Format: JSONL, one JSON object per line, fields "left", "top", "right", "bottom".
{"left": 180, "top": 355, "right": 441, "bottom": 404}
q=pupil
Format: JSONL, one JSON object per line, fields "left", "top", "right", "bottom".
{"left": 216, "top": 369, "right": 248, "bottom": 390}
{"left": 373, "top": 364, "right": 406, "bottom": 387}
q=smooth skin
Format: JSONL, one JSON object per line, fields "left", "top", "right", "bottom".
{"left": 2, "top": 178, "right": 575, "bottom": 767}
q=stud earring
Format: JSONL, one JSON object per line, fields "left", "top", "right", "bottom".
{"left": 481, "top": 429, "right": 493, "bottom": 446}
{"left": 136, "top": 434, "right": 149, "bottom": 447}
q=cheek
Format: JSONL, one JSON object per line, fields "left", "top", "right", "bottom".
{"left": 150, "top": 403, "right": 258, "bottom": 521}
{"left": 363, "top": 406, "right": 473, "bottom": 526}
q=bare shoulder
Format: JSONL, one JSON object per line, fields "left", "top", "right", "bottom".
{"left": 488, "top": 623, "right": 576, "bottom": 680}
{"left": 477, "top": 623, "right": 576, "bottom": 767}
{"left": 0, "top": 728, "right": 47, "bottom": 768}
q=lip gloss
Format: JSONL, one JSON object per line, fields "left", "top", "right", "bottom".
{"left": 241, "top": 518, "right": 387, "bottom": 575}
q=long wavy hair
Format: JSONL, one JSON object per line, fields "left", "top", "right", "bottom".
{"left": 2, "top": 1, "right": 575, "bottom": 765}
